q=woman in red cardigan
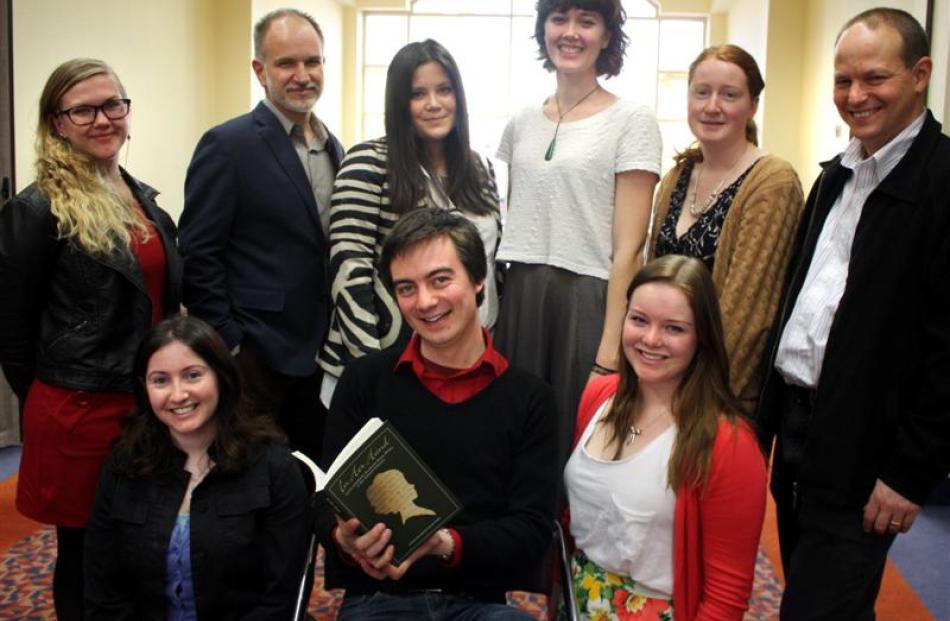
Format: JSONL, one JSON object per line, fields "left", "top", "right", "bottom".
{"left": 564, "top": 255, "right": 766, "bottom": 620}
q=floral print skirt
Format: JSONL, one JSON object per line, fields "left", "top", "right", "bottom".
{"left": 565, "top": 550, "right": 674, "bottom": 621}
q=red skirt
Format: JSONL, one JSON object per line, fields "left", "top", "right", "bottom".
{"left": 16, "top": 379, "right": 134, "bottom": 527}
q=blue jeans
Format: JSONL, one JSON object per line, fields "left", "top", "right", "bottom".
{"left": 338, "top": 591, "right": 536, "bottom": 621}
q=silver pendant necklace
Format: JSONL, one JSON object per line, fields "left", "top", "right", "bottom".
{"left": 626, "top": 410, "right": 669, "bottom": 446}
{"left": 687, "top": 146, "right": 750, "bottom": 217}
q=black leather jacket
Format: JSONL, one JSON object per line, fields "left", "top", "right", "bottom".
{"left": 0, "top": 170, "right": 182, "bottom": 399}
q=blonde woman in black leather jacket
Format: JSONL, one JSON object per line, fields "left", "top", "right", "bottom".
{"left": 0, "top": 58, "right": 181, "bottom": 619}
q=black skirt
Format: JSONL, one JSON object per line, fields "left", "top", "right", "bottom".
{"left": 494, "top": 262, "right": 607, "bottom": 467}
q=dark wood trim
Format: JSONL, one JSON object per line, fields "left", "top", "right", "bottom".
{"left": 0, "top": 0, "right": 14, "bottom": 202}
{"left": 925, "top": 0, "right": 934, "bottom": 51}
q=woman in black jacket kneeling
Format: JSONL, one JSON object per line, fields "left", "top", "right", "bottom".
{"left": 84, "top": 315, "right": 310, "bottom": 620}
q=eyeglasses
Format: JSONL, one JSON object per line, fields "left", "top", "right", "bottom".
{"left": 57, "top": 99, "right": 131, "bottom": 126}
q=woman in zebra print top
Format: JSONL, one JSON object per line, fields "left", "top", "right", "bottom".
{"left": 318, "top": 39, "right": 502, "bottom": 404}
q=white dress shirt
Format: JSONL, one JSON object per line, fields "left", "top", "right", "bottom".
{"left": 774, "top": 111, "right": 926, "bottom": 388}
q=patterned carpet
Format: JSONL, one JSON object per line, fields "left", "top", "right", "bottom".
{"left": 0, "top": 525, "right": 782, "bottom": 620}
{"left": 1, "top": 527, "right": 56, "bottom": 620}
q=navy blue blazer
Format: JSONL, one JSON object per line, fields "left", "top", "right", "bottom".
{"left": 180, "top": 102, "right": 344, "bottom": 376}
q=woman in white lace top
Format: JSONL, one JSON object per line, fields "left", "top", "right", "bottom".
{"left": 495, "top": 0, "right": 661, "bottom": 464}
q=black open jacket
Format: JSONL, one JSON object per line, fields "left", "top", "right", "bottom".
{"left": 755, "top": 111, "right": 950, "bottom": 508}
{"left": 0, "top": 169, "right": 182, "bottom": 400}
{"left": 84, "top": 442, "right": 309, "bottom": 620}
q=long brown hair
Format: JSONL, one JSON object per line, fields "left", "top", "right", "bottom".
{"left": 601, "top": 255, "right": 743, "bottom": 489}
{"left": 674, "top": 44, "right": 765, "bottom": 167}
{"left": 384, "top": 39, "right": 496, "bottom": 217}
{"left": 110, "top": 315, "right": 283, "bottom": 477}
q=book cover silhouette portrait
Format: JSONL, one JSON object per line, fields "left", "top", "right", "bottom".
{"left": 366, "top": 469, "right": 437, "bottom": 524}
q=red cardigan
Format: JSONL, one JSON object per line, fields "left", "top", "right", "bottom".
{"left": 572, "top": 374, "right": 767, "bottom": 621}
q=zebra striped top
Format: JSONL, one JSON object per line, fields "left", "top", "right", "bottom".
{"left": 318, "top": 138, "right": 502, "bottom": 379}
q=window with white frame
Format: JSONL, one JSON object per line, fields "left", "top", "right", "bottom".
{"left": 361, "top": 0, "right": 707, "bottom": 175}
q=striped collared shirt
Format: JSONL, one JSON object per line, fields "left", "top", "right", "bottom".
{"left": 774, "top": 111, "right": 926, "bottom": 388}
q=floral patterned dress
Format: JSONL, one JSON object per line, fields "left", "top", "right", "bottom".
{"left": 566, "top": 550, "right": 674, "bottom": 621}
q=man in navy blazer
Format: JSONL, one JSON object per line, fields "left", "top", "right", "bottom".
{"left": 179, "top": 8, "right": 343, "bottom": 460}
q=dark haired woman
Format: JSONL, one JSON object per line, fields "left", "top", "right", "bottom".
{"left": 565, "top": 255, "right": 766, "bottom": 620}
{"left": 318, "top": 39, "right": 502, "bottom": 404}
{"left": 84, "top": 315, "right": 309, "bottom": 620}
{"left": 495, "top": 0, "right": 661, "bottom": 463}
{"left": 649, "top": 44, "right": 803, "bottom": 414}
{"left": 0, "top": 58, "right": 181, "bottom": 619}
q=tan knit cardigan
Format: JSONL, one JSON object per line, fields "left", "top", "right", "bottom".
{"left": 648, "top": 154, "right": 804, "bottom": 413}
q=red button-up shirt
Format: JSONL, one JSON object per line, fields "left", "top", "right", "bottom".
{"left": 394, "top": 329, "right": 509, "bottom": 404}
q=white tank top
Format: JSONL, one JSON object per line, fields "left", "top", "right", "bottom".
{"left": 564, "top": 397, "right": 676, "bottom": 596}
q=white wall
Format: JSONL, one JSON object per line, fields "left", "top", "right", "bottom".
{"left": 12, "top": 0, "right": 215, "bottom": 219}
{"left": 720, "top": 0, "right": 768, "bottom": 144}
{"left": 930, "top": 0, "right": 949, "bottom": 124}
{"left": 724, "top": 0, "right": 768, "bottom": 67}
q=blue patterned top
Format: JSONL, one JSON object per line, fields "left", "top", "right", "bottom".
{"left": 165, "top": 514, "right": 197, "bottom": 620}
{"left": 654, "top": 159, "right": 756, "bottom": 270}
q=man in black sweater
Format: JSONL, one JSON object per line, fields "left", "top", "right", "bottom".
{"left": 316, "top": 208, "right": 558, "bottom": 620}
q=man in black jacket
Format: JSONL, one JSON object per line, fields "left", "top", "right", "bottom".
{"left": 756, "top": 8, "right": 950, "bottom": 619}
{"left": 179, "top": 9, "right": 343, "bottom": 461}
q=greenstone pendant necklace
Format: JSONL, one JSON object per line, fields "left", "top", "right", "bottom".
{"left": 544, "top": 84, "right": 601, "bottom": 162}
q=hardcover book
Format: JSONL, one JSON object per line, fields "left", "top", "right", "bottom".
{"left": 294, "top": 417, "right": 462, "bottom": 564}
